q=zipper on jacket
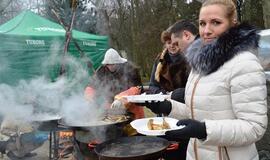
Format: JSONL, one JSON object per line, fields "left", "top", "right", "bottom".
{"left": 190, "top": 76, "right": 201, "bottom": 160}
{"left": 190, "top": 76, "right": 200, "bottom": 119}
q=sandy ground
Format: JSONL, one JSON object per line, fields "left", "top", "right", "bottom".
{"left": 1, "top": 140, "right": 50, "bottom": 160}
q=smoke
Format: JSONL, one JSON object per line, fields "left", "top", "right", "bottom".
{"left": 0, "top": 83, "right": 34, "bottom": 120}
{"left": 61, "top": 93, "right": 105, "bottom": 125}
{"left": 0, "top": 1, "right": 129, "bottom": 144}
{"left": 0, "top": 49, "right": 137, "bottom": 146}
{"left": 0, "top": 51, "right": 108, "bottom": 125}
{"left": 0, "top": 49, "right": 137, "bottom": 129}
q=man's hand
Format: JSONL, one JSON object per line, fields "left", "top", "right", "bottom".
{"left": 111, "top": 99, "right": 125, "bottom": 109}
{"left": 165, "top": 119, "right": 207, "bottom": 139}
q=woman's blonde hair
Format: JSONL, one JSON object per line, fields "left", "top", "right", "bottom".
{"left": 155, "top": 25, "right": 173, "bottom": 82}
{"left": 202, "top": 0, "right": 237, "bottom": 23}
{"left": 155, "top": 48, "right": 167, "bottom": 82}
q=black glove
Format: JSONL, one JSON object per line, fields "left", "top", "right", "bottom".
{"left": 144, "top": 100, "right": 172, "bottom": 115}
{"left": 171, "top": 88, "right": 185, "bottom": 103}
{"left": 165, "top": 119, "right": 207, "bottom": 139}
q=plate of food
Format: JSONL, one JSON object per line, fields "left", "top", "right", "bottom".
{"left": 130, "top": 117, "right": 185, "bottom": 136}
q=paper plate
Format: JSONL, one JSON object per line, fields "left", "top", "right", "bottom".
{"left": 130, "top": 117, "right": 185, "bottom": 136}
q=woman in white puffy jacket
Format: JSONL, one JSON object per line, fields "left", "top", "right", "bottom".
{"left": 146, "top": 0, "right": 268, "bottom": 160}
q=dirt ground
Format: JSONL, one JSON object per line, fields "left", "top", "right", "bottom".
{"left": 1, "top": 140, "right": 74, "bottom": 160}
{"left": 1, "top": 140, "right": 49, "bottom": 160}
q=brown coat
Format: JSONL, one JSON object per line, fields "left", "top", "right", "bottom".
{"left": 149, "top": 50, "right": 190, "bottom": 93}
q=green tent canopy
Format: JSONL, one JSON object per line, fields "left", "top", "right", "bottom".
{"left": 0, "top": 10, "right": 108, "bottom": 85}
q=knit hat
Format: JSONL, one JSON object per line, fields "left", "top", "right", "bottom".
{"left": 102, "top": 48, "right": 127, "bottom": 64}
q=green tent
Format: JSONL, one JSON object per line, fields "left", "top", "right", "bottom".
{"left": 0, "top": 10, "right": 108, "bottom": 85}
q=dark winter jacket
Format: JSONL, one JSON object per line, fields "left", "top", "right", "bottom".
{"left": 92, "top": 62, "right": 141, "bottom": 102}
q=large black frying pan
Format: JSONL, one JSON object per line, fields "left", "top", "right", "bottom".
{"left": 58, "top": 118, "right": 129, "bottom": 131}
{"left": 32, "top": 115, "right": 63, "bottom": 131}
{"left": 58, "top": 112, "right": 134, "bottom": 131}
{"left": 94, "top": 136, "right": 170, "bottom": 160}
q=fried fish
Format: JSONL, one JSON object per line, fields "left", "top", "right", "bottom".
{"left": 147, "top": 118, "right": 170, "bottom": 130}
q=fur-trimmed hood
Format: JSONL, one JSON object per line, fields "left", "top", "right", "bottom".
{"left": 186, "top": 23, "right": 260, "bottom": 75}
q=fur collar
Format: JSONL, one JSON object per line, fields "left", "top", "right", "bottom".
{"left": 186, "top": 23, "right": 260, "bottom": 75}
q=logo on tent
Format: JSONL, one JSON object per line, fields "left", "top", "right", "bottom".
{"left": 34, "top": 27, "right": 65, "bottom": 33}
{"left": 83, "top": 41, "right": 96, "bottom": 47}
{"left": 26, "top": 39, "right": 45, "bottom": 46}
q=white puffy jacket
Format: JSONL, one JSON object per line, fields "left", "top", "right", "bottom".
{"left": 168, "top": 24, "right": 268, "bottom": 160}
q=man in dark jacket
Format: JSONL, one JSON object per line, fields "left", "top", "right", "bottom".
{"left": 148, "top": 20, "right": 197, "bottom": 95}
{"left": 147, "top": 20, "right": 198, "bottom": 160}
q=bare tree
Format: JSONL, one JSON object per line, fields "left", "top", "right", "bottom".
{"left": 0, "top": 0, "right": 46, "bottom": 24}
{"left": 93, "top": 0, "right": 200, "bottom": 77}
{"left": 262, "top": 0, "right": 270, "bottom": 28}
{"left": 1, "top": 0, "right": 268, "bottom": 79}
{"left": 0, "top": 0, "right": 13, "bottom": 13}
